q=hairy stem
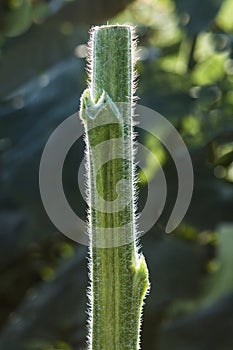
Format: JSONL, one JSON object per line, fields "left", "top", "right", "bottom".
{"left": 80, "top": 25, "right": 149, "bottom": 350}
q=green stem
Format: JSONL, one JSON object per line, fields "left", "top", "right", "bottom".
{"left": 80, "top": 25, "right": 149, "bottom": 350}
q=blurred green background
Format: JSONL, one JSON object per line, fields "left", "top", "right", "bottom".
{"left": 0, "top": 0, "right": 233, "bottom": 349}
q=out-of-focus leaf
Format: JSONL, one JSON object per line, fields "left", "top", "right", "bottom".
{"left": 217, "top": 0, "right": 233, "bottom": 32}
{"left": 192, "top": 54, "right": 226, "bottom": 85}
{"left": 201, "top": 223, "right": 233, "bottom": 301}
{"left": 3, "top": 0, "right": 32, "bottom": 38}
{"left": 214, "top": 151, "right": 233, "bottom": 167}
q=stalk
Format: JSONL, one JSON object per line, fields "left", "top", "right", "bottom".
{"left": 80, "top": 25, "right": 149, "bottom": 350}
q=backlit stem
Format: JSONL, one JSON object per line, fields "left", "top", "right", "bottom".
{"left": 80, "top": 25, "right": 149, "bottom": 350}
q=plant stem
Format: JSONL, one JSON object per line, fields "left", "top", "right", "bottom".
{"left": 80, "top": 25, "right": 149, "bottom": 350}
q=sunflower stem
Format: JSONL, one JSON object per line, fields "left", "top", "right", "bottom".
{"left": 80, "top": 25, "right": 150, "bottom": 350}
